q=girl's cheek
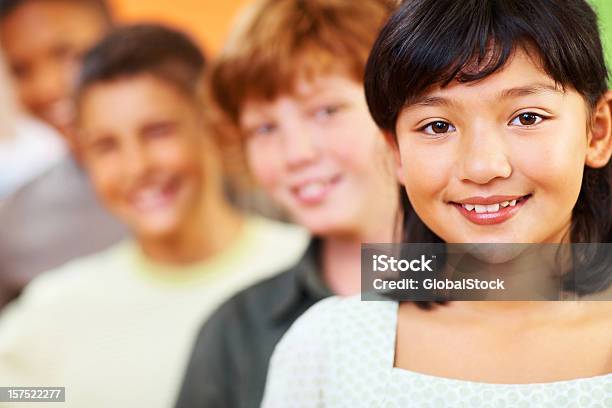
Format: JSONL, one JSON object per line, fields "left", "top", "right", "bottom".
{"left": 512, "top": 126, "right": 586, "bottom": 195}
{"left": 401, "top": 144, "right": 450, "bottom": 196}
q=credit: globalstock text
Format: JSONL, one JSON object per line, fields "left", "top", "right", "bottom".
{"left": 370, "top": 254, "right": 505, "bottom": 291}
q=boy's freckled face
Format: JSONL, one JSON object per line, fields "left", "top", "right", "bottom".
{"left": 78, "top": 75, "right": 205, "bottom": 239}
{"left": 240, "top": 75, "right": 395, "bottom": 237}
{"left": 394, "top": 50, "right": 588, "bottom": 244}
{"left": 0, "top": 0, "right": 108, "bottom": 139}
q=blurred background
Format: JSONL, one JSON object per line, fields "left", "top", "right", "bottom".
{"left": 111, "top": 0, "right": 249, "bottom": 54}
{"left": 109, "top": 0, "right": 612, "bottom": 66}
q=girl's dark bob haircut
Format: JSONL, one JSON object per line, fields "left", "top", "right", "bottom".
{"left": 365, "top": 0, "right": 611, "bottom": 295}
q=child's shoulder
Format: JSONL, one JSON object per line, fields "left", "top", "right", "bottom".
{"left": 264, "top": 296, "right": 399, "bottom": 406}
{"left": 276, "top": 295, "right": 398, "bottom": 354}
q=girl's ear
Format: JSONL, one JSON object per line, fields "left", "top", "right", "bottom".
{"left": 586, "top": 90, "right": 612, "bottom": 168}
{"left": 382, "top": 130, "right": 406, "bottom": 185}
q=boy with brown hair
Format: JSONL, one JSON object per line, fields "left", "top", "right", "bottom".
{"left": 0, "top": 23, "right": 307, "bottom": 408}
{"left": 176, "top": 1, "right": 398, "bottom": 407}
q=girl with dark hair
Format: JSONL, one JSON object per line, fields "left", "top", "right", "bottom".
{"left": 262, "top": 1, "right": 612, "bottom": 406}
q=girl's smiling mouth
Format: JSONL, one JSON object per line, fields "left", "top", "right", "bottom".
{"left": 450, "top": 194, "right": 532, "bottom": 225}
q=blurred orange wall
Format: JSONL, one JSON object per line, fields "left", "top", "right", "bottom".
{"left": 109, "top": 0, "right": 251, "bottom": 55}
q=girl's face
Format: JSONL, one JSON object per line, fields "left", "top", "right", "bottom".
{"left": 79, "top": 75, "right": 206, "bottom": 240}
{"left": 393, "top": 50, "right": 594, "bottom": 244}
{"left": 241, "top": 74, "right": 397, "bottom": 238}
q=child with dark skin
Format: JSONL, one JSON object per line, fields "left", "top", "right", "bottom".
{"left": 0, "top": 0, "right": 124, "bottom": 308}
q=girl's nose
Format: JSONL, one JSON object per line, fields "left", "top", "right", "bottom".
{"left": 458, "top": 127, "right": 512, "bottom": 184}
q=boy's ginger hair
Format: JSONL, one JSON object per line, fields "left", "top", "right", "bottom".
{"left": 209, "top": 0, "right": 397, "bottom": 128}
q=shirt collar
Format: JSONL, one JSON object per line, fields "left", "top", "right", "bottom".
{"left": 271, "top": 238, "right": 332, "bottom": 322}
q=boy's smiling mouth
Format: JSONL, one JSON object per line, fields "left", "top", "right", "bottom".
{"left": 450, "top": 194, "right": 532, "bottom": 225}
{"left": 128, "top": 176, "right": 182, "bottom": 213}
{"left": 290, "top": 174, "right": 343, "bottom": 206}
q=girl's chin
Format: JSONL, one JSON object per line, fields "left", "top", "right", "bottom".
{"left": 444, "top": 235, "right": 524, "bottom": 245}
{"left": 435, "top": 225, "right": 524, "bottom": 244}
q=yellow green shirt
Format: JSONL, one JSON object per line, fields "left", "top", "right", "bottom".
{"left": 0, "top": 216, "right": 309, "bottom": 408}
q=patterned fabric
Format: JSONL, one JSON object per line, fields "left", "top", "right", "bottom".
{"left": 262, "top": 296, "right": 611, "bottom": 408}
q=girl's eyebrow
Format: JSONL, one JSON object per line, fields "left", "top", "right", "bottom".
{"left": 499, "top": 83, "right": 563, "bottom": 99}
{"left": 405, "top": 82, "right": 563, "bottom": 110}
{"left": 406, "top": 96, "right": 455, "bottom": 109}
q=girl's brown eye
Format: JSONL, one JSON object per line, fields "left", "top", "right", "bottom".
{"left": 422, "top": 120, "right": 456, "bottom": 135}
{"left": 432, "top": 121, "right": 449, "bottom": 133}
{"left": 519, "top": 113, "right": 538, "bottom": 125}
{"left": 510, "top": 112, "right": 545, "bottom": 127}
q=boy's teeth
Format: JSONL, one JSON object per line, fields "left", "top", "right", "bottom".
{"left": 299, "top": 182, "right": 325, "bottom": 198}
{"left": 133, "top": 187, "right": 167, "bottom": 210}
{"left": 509, "top": 199, "right": 517, "bottom": 206}
{"left": 500, "top": 201, "right": 510, "bottom": 207}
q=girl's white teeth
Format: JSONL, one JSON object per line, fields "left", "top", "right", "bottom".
{"left": 474, "top": 204, "right": 486, "bottom": 214}
{"left": 487, "top": 203, "right": 500, "bottom": 212}
{"left": 462, "top": 198, "right": 521, "bottom": 213}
